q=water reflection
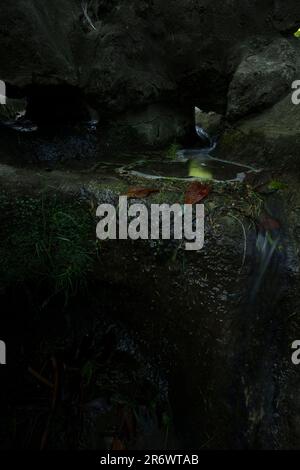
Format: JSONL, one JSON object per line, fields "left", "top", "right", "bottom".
{"left": 126, "top": 154, "right": 258, "bottom": 182}
{"left": 189, "top": 159, "right": 213, "bottom": 180}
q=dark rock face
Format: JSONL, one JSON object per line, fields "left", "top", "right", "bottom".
{"left": 0, "top": 0, "right": 300, "bottom": 144}
{"left": 216, "top": 37, "right": 300, "bottom": 168}
{"left": 227, "top": 38, "right": 297, "bottom": 120}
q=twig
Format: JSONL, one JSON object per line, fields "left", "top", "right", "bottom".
{"left": 40, "top": 357, "right": 60, "bottom": 450}
{"left": 228, "top": 214, "right": 247, "bottom": 273}
{"left": 28, "top": 367, "right": 54, "bottom": 389}
{"left": 81, "top": 1, "right": 97, "bottom": 31}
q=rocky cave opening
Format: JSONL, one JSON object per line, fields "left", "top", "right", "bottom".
{"left": 25, "top": 85, "right": 91, "bottom": 125}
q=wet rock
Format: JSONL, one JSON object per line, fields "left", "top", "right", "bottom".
{"left": 195, "top": 108, "right": 223, "bottom": 137}
{"left": 1, "top": 159, "right": 300, "bottom": 449}
{"left": 215, "top": 38, "right": 300, "bottom": 169}
{"left": 216, "top": 92, "right": 300, "bottom": 170}
{"left": 227, "top": 38, "right": 297, "bottom": 120}
{"left": 112, "top": 104, "right": 194, "bottom": 147}
{"left": 1, "top": 1, "right": 300, "bottom": 145}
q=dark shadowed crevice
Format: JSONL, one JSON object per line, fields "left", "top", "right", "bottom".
{"left": 25, "top": 85, "right": 91, "bottom": 125}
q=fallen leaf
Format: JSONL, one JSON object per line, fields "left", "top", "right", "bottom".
{"left": 126, "top": 188, "right": 159, "bottom": 198}
{"left": 185, "top": 182, "right": 211, "bottom": 204}
{"left": 111, "top": 438, "right": 126, "bottom": 451}
{"left": 259, "top": 215, "right": 281, "bottom": 231}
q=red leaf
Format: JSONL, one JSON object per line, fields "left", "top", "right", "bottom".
{"left": 111, "top": 438, "right": 126, "bottom": 451}
{"left": 126, "top": 187, "right": 159, "bottom": 198}
{"left": 259, "top": 216, "right": 280, "bottom": 231}
{"left": 185, "top": 182, "right": 211, "bottom": 204}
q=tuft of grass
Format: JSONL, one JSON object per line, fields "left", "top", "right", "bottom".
{"left": 165, "top": 143, "right": 181, "bottom": 160}
{"left": 0, "top": 193, "right": 98, "bottom": 305}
